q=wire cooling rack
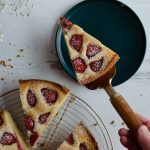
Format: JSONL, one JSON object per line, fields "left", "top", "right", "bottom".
{"left": 0, "top": 89, "right": 113, "bottom": 150}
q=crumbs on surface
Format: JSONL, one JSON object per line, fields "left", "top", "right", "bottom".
{"left": 110, "top": 119, "right": 115, "bottom": 125}
{"left": 19, "top": 49, "right": 24, "bottom": 52}
{"left": 0, "top": 60, "right": 7, "bottom": 67}
{"left": 1, "top": 77, "right": 5, "bottom": 81}
{"left": 93, "top": 123, "right": 98, "bottom": 127}
{"left": 8, "top": 64, "right": 13, "bottom": 68}
{"left": 16, "top": 54, "right": 20, "bottom": 58}
{"left": 7, "top": 59, "right": 12, "bottom": 61}
{"left": 8, "top": 0, "right": 34, "bottom": 17}
{"left": 28, "top": 62, "right": 32, "bottom": 66}
{"left": 9, "top": 41, "right": 13, "bottom": 46}
{"left": 0, "top": 60, "right": 13, "bottom": 68}
{"left": 70, "top": 96, "right": 76, "bottom": 103}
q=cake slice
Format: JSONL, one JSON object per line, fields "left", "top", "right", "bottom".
{"left": 0, "top": 111, "right": 30, "bottom": 150}
{"left": 19, "top": 79, "right": 70, "bottom": 148}
{"left": 59, "top": 17, "right": 120, "bottom": 85}
{"left": 57, "top": 122, "right": 98, "bottom": 150}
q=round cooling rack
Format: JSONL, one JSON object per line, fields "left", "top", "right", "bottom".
{"left": 0, "top": 89, "right": 113, "bottom": 150}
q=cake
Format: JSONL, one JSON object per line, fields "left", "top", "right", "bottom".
{"left": 19, "top": 79, "right": 70, "bottom": 148}
{"left": 59, "top": 17, "right": 120, "bottom": 85}
{"left": 57, "top": 122, "right": 98, "bottom": 150}
{"left": 0, "top": 110, "right": 30, "bottom": 150}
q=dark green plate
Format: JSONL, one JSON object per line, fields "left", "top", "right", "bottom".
{"left": 56, "top": 0, "right": 146, "bottom": 86}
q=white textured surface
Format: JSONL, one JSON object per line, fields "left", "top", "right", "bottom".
{"left": 0, "top": 0, "right": 150, "bottom": 149}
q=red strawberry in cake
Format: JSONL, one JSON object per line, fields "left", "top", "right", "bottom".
{"left": 19, "top": 79, "right": 70, "bottom": 148}
{"left": 59, "top": 17, "right": 120, "bottom": 85}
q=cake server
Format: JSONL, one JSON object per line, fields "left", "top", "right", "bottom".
{"left": 85, "top": 66, "right": 142, "bottom": 148}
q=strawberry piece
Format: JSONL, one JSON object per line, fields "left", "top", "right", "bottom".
{"left": 39, "top": 112, "right": 50, "bottom": 124}
{"left": 16, "top": 137, "right": 24, "bottom": 150}
{"left": 86, "top": 45, "right": 101, "bottom": 58}
{"left": 24, "top": 115, "right": 34, "bottom": 132}
{"left": 0, "top": 116, "right": 3, "bottom": 126}
{"left": 60, "top": 17, "right": 73, "bottom": 29}
{"left": 29, "top": 132, "right": 39, "bottom": 146}
{"left": 79, "top": 142, "right": 88, "bottom": 150}
{"left": 27, "top": 90, "right": 37, "bottom": 107}
{"left": 70, "top": 35, "right": 83, "bottom": 52}
{"left": 90, "top": 58, "right": 104, "bottom": 72}
{"left": 41, "top": 88, "right": 58, "bottom": 105}
{"left": 66, "top": 134, "right": 74, "bottom": 145}
{"left": 72, "top": 57, "right": 87, "bottom": 73}
{"left": 0, "top": 132, "right": 16, "bottom": 145}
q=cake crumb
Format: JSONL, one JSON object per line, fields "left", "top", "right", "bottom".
{"left": 16, "top": 54, "right": 20, "bottom": 58}
{"left": 8, "top": 59, "right": 12, "bottom": 61}
{"left": 20, "top": 49, "right": 24, "bottom": 52}
{"left": 9, "top": 42, "right": 13, "bottom": 46}
{"left": 10, "top": 65, "right": 13, "bottom": 68}
{"left": 1, "top": 77, "right": 5, "bottom": 81}
{"left": 8, "top": 64, "right": 13, "bottom": 68}
{"left": 70, "top": 96, "right": 76, "bottom": 103}
{"left": 122, "top": 122, "right": 125, "bottom": 125}
{"left": 29, "top": 62, "right": 32, "bottom": 66}
{"left": 0, "top": 60, "right": 7, "bottom": 67}
{"left": 93, "top": 123, "right": 98, "bottom": 127}
{"left": 110, "top": 120, "right": 115, "bottom": 125}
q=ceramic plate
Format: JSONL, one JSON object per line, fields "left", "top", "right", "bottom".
{"left": 56, "top": 0, "right": 146, "bottom": 86}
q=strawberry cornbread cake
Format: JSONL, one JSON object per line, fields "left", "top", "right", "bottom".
{"left": 0, "top": 111, "right": 30, "bottom": 150}
{"left": 19, "top": 79, "right": 70, "bottom": 148}
{"left": 59, "top": 17, "right": 120, "bottom": 85}
{"left": 57, "top": 122, "right": 98, "bottom": 150}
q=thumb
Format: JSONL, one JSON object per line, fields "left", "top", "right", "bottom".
{"left": 137, "top": 125, "right": 150, "bottom": 150}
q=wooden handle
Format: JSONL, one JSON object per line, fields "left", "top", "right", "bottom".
{"left": 110, "top": 94, "right": 142, "bottom": 135}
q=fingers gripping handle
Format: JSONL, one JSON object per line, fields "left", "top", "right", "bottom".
{"left": 110, "top": 94, "right": 142, "bottom": 135}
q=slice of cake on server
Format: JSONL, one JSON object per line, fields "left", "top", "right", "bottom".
{"left": 59, "top": 17, "right": 120, "bottom": 85}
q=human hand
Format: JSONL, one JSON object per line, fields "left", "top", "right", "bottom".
{"left": 118, "top": 113, "right": 150, "bottom": 150}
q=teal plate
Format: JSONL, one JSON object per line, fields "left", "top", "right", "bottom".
{"left": 56, "top": 0, "right": 146, "bottom": 86}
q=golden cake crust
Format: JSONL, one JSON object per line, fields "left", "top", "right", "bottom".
{"left": 19, "top": 79, "right": 69, "bottom": 95}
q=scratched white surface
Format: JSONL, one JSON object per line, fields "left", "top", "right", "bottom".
{"left": 0, "top": 0, "right": 150, "bottom": 149}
